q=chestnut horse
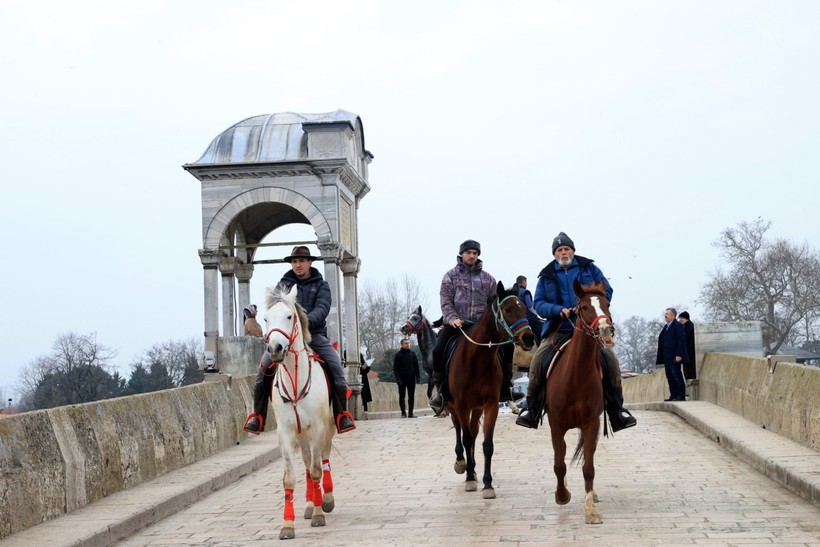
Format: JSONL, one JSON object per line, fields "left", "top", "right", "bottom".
{"left": 545, "top": 278, "right": 614, "bottom": 524}
{"left": 447, "top": 282, "right": 535, "bottom": 498}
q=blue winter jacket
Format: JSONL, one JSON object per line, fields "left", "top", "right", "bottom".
{"left": 533, "top": 255, "right": 612, "bottom": 336}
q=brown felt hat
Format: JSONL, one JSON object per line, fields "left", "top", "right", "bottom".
{"left": 284, "top": 246, "right": 320, "bottom": 262}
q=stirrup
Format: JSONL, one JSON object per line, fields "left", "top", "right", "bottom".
{"left": 608, "top": 410, "right": 637, "bottom": 433}
{"left": 243, "top": 413, "right": 264, "bottom": 435}
{"left": 515, "top": 409, "right": 539, "bottom": 429}
{"left": 336, "top": 411, "right": 356, "bottom": 434}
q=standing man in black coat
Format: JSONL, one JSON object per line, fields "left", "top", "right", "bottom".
{"left": 678, "top": 311, "right": 697, "bottom": 380}
{"left": 657, "top": 307, "right": 689, "bottom": 401}
{"left": 393, "top": 338, "right": 421, "bottom": 418}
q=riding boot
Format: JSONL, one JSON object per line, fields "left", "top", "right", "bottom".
{"left": 332, "top": 386, "right": 356, "bottom": 434}
{"left": 515, "top": 392, "right": 544, "bottom": 429}
{"left": 243, "top": 375, "right": 271, "bottom": 434}
{"left": 428, "top": 371, "right": 446, "bottom": 416}
{"left": 604, "top": 382, "right": 637, "bottom": 432}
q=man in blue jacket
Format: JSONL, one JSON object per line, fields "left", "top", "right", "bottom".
{"left": 657, "top": 308, "right": 689, "bottom": 401}
{"left": 516, "top": 232, "right": 637, "bottom": 432}
{"left": 243, "top": 246, "right": 355, "bottom": 435}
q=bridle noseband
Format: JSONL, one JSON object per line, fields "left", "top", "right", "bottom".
{"left": 460, "top": 294, "right": 532, "bottom": 348}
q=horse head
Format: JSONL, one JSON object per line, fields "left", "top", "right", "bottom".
{"left": 494, "top": 282, "right": 535, "bottom": 351}
{"left": 263, "top": 283, "right": 311, "bottom": 362}
{"left": 573, "top": 278, "right": 614, "bottom": 348}
{"left": 400, "top": 305, "right": 425, "bottom": 336}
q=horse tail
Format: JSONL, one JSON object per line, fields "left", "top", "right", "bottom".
{"left": 570, "top": 432, "right": 584, "bottom": 466}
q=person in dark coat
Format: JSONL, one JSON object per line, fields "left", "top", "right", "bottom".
{"left": 516, "top": 275, "right": 544, "bottom": 346}
{"left": 243, "top": 246, "right": 355, "bottom": 435}
{"left": 678, "top": 311, "right": 697, "bottom": 380}
{"left": 393, "top": 339, "right": 421, "bottom": 417}
{"left": 359, "top": 353, "right": 373, "bottom": 412}
{"left": 657, "top": 307, "right": 689, "bottom": 401}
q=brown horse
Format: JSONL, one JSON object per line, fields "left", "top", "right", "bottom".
{"left": 546, "top": 278, "right": 614, "bottom": 524}
{"left": 447, "top": 282, "right": 535, "bottom": 498}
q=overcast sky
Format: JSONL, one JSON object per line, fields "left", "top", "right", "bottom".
{"left": 2, "top": 1, "right": 819, "bottom": 400}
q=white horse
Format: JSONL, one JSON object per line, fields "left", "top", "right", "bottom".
{"left": 263, "top": 284, "right": 336, "bottom": 540}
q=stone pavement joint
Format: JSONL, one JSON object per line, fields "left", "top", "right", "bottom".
{"left": 631, "top": 400, "right": 820, "bottom": 509}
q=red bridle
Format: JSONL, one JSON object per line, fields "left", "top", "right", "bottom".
{"left": 264, "top": 313, "right": 314, "bottom": 433}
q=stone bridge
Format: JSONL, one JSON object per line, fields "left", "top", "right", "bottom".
{"left": 1, "top": 354, "right": 819, "bottom": 546}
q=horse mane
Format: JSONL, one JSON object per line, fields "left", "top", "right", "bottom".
{"left": 266, "top": 283, "right": 312, "bottom": 344}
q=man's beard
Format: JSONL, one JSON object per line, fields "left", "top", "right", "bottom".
{"left": 557, "top": 256, "right": 572, "bottom": 267}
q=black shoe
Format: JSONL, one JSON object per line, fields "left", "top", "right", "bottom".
{"left": 408, "top": 414, "right": 418, "bottom": 418}
{"left": 337, "top": 413, "right": 356, "bottom": 434}
{"left": 609, "top": 410, "right": 637, "bottom": 433}
{"left": 244, "top": 416, "right": 261, "bottom": 434}
{"left": 401, "top": 413, "right": 407, "bottom": 418}
{"left": 429, "top": 393, "right": 445, "bottom": 416}
{"left": 664, "top": 397, "right": 675, "bottom": 402}
{"left": 515, "top": 409, "right": 539, "bottom": 429}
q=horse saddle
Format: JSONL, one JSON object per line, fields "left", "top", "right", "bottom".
{"left": 539, "top": 331, "right": 574, "bottom": 383}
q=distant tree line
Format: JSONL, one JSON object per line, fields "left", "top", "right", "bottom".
{"left": 16, "top": 333, "right": 204, "bottom": 411}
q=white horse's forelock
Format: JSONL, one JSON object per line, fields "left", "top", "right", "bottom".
{"left": 265, "top": 284, "right": 310, "bottom": 343}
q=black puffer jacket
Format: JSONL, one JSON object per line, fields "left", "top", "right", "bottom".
{"left": 280, "top": 267, "right": 332, "bottom": 337}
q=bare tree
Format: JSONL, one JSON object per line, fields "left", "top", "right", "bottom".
{"left": 134, "top": 338, "right": 203, "bottom": 388}
{"left": 614, "top": 315, "right": 663, "bottom": 373}
{"left": 359, "top": 275, "right": 428, "bottom": 362}
{"left": 16, "top": 332, "right": 119, "bottom": 410}
{"left": 699, "top": 218, "right": 820, "bottom": 354}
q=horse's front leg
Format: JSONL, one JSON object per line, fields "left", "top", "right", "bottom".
{"left": 582, "top": 421, "right": 602, "bottom": 524}
{"left": 461, "top": 409, "right": 480, "bottom": 492}
{"left": 279, "top": 441, "right": 298, "bottom": 540}
{"left": 300, "top": 442, "right": 326, "bottom": 527}
{"left": 320, "top": 428, "right": 335, "bottom": 513}
{"left": 549, "top": 421, "right": 571, "bottom": 506}
{"left": 480, "top": 404, "right": 499, "bottom": 499}
{"left": 451, "top": 412, "right": 466, "bottom": 475}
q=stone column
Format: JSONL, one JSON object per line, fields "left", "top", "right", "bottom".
{"left": 340, "top": 257, "right": 363, "bottom": 418}
{"left": 219, "top": 256, "right": 238, "bottom": 336}
{"left": 235, "top": 263, "right": 254, "bottom": 324}
{"left": 198, "top": 249, "right": 222, "bottom": 366}
{"left": 318, "top": 241, "right": 343, "bottom": 351}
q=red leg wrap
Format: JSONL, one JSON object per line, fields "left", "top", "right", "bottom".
{"left": 305, "top": 470, "right": 314, "bottom": 503}
{"left": 312, "top": 476, "right": 323, "bottom": 506}
{"left": 322, "top": 459, "right": 333, "bottom": 493}
{"left": 284, "top": 489, "right": 295, "bottom": 522}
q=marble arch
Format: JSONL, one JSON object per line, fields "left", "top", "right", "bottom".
{"left": 183, "top": 110, "right": 372, "bottom": 406}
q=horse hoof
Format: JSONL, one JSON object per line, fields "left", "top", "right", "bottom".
{"left": 311, "top": 514, "right": 326, "bottom": 527}
{"left": 454, "top": 459, "right": 466, "bottom": 474}
{"left": 482, "top": 487, "right": 496, "bottom": 499}
{"left": 465, "top": 480, "right": 477, "bottom": 492}
{"left": 322, "top": 493, "right": 335, "bottom": 513}
{"left": 303, "top": 504, "right": 314, "bottom": 520}
{"left": 585, "top": 513, "right": 603, "bottom": 525}
{"left": 555, "top": 491, "right": 571, "bottom": 505}
{"left": 279, "top": 525, "right": 295, "bottom": 540}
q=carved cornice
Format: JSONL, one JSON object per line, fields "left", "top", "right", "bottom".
{"left": 198, "top": 248, "right": 223, "bottom": 269}
{"left": 317, "top": 240, "right": 343, "bottom": 264}
{"left": 340, "top": 257, "right": 361, "bottom": 276}
{"left": 183, "top": 159, "right": 371, "bottom": 199}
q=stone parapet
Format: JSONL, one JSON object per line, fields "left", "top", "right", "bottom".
{"left": 0, "top": 377, "right": 255, "bottom": 539}
{"left": 623, "top": 352, "right": 820, "bottom": 452}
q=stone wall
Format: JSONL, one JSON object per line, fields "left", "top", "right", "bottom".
{"left": 623, "top": 353, "right": 820, "bottom": 451}
{"left": 364, "top": 379, "right": 429, "bottom": 413}
{"left": 217, "top": 336, "right": 265, "bottom": 376}
{"left": 0, "top": 376, "right": 255, "bottom": 539}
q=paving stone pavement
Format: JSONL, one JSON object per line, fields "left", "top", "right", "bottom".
{"left": 4, "top": 403, "right": 820, "bottom": 546}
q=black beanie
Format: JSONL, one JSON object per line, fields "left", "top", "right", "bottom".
{"left": 679, "top": 311, "right": 690, "bottom": 320}
{"left": 459, "top": 239, "right": 481, "bottom": 255}
{"left": 552, "top": 232, "right": 575, "bottom": 254}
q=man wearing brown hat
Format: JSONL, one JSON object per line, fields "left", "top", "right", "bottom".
{"left": 243, "top": 246, "right": 355, "bottom": 435}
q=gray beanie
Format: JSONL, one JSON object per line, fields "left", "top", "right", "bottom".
{"left": 459, "top": 239, "right": 481, "bottom": 255}
{"left": 552, "top": 232, "right": 575, "bottom": 254}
